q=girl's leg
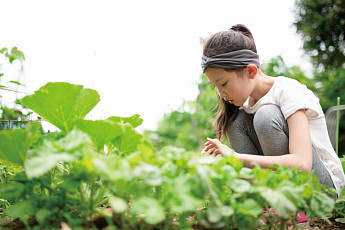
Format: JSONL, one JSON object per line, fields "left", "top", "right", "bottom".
{"left": 254, "top": 105, "right": 336, "bottom": 195}
{"left": 226, "top": 109, "right": 263, "bottom": 155}
{"left": 253, "top": 104, "right": 290, "bottom": 156}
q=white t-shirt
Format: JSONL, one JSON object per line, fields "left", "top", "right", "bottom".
{"left": 241, "top": 76, "right": 345, "bottom": 193}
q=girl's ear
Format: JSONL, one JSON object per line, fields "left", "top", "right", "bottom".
{"left": 246, "top": 64, "right": 258, "bottom": 79}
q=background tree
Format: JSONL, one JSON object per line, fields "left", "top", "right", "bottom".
{"left": 294, "top": 0, "right": 345, "bottom": 71}
{"left": 294, "top": 0, "right": 345, "bottom": 156}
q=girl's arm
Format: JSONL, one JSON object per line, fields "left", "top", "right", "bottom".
{"left": 202, "top": 109, "right": 313, "bottom": 172}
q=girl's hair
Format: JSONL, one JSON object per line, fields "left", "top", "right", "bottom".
{"left": 203, "top": 24, "right": 257, "bottom": 140}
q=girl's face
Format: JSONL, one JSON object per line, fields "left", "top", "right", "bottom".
{"left": 204, "top": 68, "right": 253, "bottom": 106}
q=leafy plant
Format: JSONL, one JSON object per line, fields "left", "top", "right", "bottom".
{"left": 0, "top": 82, "right": 337, "bottom": 229}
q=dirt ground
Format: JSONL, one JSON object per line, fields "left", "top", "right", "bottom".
{"left": 1, "top": 213, "right": 345, "bottom": 229}
{"left": 298, "top": 217, "right": 345, "bottom": 230}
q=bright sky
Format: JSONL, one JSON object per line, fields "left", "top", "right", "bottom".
{"left": 0, "top": 0, "right": 311, "bottom": 132}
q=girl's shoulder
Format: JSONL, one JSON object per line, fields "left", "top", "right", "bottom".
{"left": 275, "top": 76, "right": 304, "bottom": 87}
{"left": 273, "top": 76, "right": 310, "bottom": 96}
{"left": 275, "top": 76, "right": 322, "bottom": 119}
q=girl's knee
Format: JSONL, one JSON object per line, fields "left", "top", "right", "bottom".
{"left": 227, "top": 110, "right": 250, "bottom": 133}
{"left": 253, "top": 105, "right": 287, "bottom": 134}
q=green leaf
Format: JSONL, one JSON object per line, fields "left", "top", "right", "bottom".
{"left": 0, "top": 123, "right": 40, "bottom": 166}
{"left": 9, "top": 80, "right": 23, "bottom": 86}
{"left": 133, "top": 164, "right": 163, "bottom": 186}
{"left": 8, "top": 47, "right": 25, "bottom": 63}
{"left": 75, "top": 119, "right": 122, "bottom": 150}
{"left": 310, "top": 192, "right": 334, "bottom": 219}
{"left": 1, "top": 184, "right": 25, "bottom": 200}
{"left": 21, "top": 82, "right": 100, "bottom": 133}
{"left": 0, "top": 47, "right": 8, "bottom": 54}
{"left": 36, "top": 208, "right": 53, "bottom": 224}
{"left": 168, "top": 176, "right": 202, "bottom": 213}
{"left": 109, "top": 196, "right": 128, "bottom": 213}
{"left": 112, "top": 124, "right": 142, "bottom": 154}
{"left": 231, "top": 179, "right": 251, "bottom": 193}
{"left": 226, "top": 155, "right": 243, "bottom": 172}
{"left": 107, "top": 114, "right": 143, "bottom": 128}
{"left": 138, "top": 139, "right": 154, "bottom": 159}
{"left": 221, "top": 205, "right": 234, "bottom": 217}
{"left": 258, "top": 187, "right": 296, "bottom": 218}
{"left": 236, "top": 199, "right": 262, "bottom": 217}
{"left": 207, "top": 206, "right": 223, "bottom": 223}
{"left": 335, "top": 218, "right": 345, "bottom": 223}
{"left": 54, "top": 129, "right": 92, "bottom": 152}
{"left": 25, "top": 153, "right": 75, "bottom": 179}
{"left": 131, "top": 197, "right": 165, "bottom": 225}
{"left": 4, "top": 199, "right": 37, "bottom": 219}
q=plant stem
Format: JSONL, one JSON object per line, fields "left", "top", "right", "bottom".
{"left": 336, "top": 97, "right": 340, "bottom": 156}
{"left": 89, "top": 183, "right": 94, "bottom": 215}
{"left": 94, "top": 208, "right": 112, "bottom": 218}
{"left": 78, "top": 183, "right": 85, "bottom": 210}
{"left": 95, "top": 196, "right": 109, "bottom": 208}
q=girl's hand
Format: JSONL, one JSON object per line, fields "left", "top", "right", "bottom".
{"left": 201, "top": 138, "right": 232, "bottom": 157}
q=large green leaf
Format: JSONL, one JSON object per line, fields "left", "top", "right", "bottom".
{"left": 112, "top": 124, "right": 142, "bottom": 154}
{"left": 0, "top": 123, "right": 40, "bottom": 166}
{"left": 21, "top": 82, "right": 100, "bottom": 133}
{"left": 25, "top": 153, "right": 75, "bottom": 179}
{"left": 310, "top": 192, "right": 334, "bottom": 219}
{"left": 258, "top": 187, "right": 296, "bottom": 219}
{"left": 5, "top": 199, "right": 38, "bottom": 219}
{"left": 107, "top": 114, "right": 143, "bottom": 128}
{"left": 75, "top": 119, "right": 122, "bottom": 150}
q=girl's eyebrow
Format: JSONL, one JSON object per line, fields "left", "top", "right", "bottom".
{"left": 215, "top": 76, "right": 224, "bottom": 84}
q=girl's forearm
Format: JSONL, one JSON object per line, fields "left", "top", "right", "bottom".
{"left": 235, "top": 153, "right": 312, "bottom": 172}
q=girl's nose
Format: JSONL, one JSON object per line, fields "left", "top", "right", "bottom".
{"left": 217, "top": 88, "right": 226, "bottom": 98}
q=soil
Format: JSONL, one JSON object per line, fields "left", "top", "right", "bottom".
{"left": 1, "top": 212, "right": 345, "bottom": 229}
{"left": 301, "top": 217, "right": 345, "bottom": 230}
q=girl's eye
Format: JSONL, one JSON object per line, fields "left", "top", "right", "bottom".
{"left": 221, "top": 82, "right": 227, "bottom": 87}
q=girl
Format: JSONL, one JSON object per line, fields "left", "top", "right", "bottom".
{"left": 200, "top": 24, "right": 345, "bottom": 198}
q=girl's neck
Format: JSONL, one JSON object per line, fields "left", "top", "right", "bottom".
{"left": 249, "top": 70, "right": 275, "bottom": 106}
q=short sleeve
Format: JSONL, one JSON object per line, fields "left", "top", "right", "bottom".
{"left": 279, "top": 78, "right": 323, "bottom": 120}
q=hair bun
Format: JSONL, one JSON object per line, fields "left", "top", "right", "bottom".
{"left": 229, "top": 24, "right": 254, "bottom": 39}
{"left": 230, "top": 24, "right": 248, "bottom": 33}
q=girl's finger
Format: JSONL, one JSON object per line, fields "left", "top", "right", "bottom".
{"left": 206, "top": 138, "right": 222, "bottom": 148}
{"left": 201, "top": 146, "right": 213, "bottom": 155}
{"left": 204, "top": 140, "right": 212, "bottom": 146}
{"left": 205, "top": 147, "right": 216, "bottom": 155}
{"left": 203, "top": 142, "right": 215, "bottom": 152}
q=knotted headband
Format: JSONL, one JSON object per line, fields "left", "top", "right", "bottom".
{"left": 201, "top": 49, "right": 260, "bottom": 73}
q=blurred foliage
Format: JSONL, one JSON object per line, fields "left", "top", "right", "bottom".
{"left": 294, "top": 0, "right": 345, "bottom": 156}
{"left": 0, "top": 105, "right": 32, "bottom": 130}
{"left": 313, "top": 67, "right": 345, "bottom": 157}
{"left": 294, "top": 0, "right": 345, "bottom": 71}
{"left": 0, "top": 46, "right": 30, "bottom": 131}
{"left": 144, "top": 76, "right": 217, "bottom": 152}
{"left": 260, "top": 55, "right": 316, "bottom": 91}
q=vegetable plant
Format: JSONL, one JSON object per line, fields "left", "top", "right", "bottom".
{"left": 0, "top": 82, "right": 337, "bottom": 229}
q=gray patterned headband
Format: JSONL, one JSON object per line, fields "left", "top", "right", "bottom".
{"left": 201, "top": 49, "right": 260, "bottom": 73}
